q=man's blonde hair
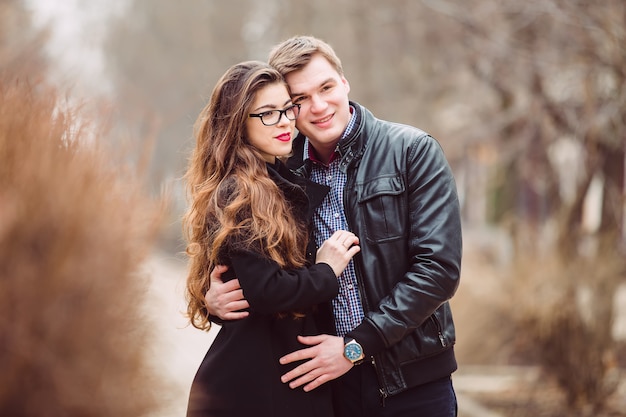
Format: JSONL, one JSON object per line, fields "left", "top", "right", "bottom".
{"left": 269, "top": 35, "right": 344, "bottom": 77}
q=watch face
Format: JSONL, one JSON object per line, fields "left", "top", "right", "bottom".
{"left": 345, "top": 342, "right": 363, "bottom": 361}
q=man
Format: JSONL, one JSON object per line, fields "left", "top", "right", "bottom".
{"left": 206, "top": 35, "right": 462, "bottom": 417}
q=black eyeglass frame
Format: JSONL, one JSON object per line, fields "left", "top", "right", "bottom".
{"left": 248, "top": 104, "right": 301, "bottom": 126}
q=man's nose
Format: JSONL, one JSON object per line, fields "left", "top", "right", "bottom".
{"left": 309, "top": 94, "right": 327, "bottom": 113}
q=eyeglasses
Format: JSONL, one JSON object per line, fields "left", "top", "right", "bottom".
{"left": 249, "top": 104, "right": 300, "bottom": 126}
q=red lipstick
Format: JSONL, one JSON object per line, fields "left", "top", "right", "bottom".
{"left": 276, "top": 133, "right": 291, "bottom": 142}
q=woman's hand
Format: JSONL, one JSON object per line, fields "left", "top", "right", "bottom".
{"left": 315, "top": 230, "right": 360, "bottom": 277}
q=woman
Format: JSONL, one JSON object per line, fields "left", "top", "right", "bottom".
{"left": 183, "top": 61, "right": 360, "bottom": 417}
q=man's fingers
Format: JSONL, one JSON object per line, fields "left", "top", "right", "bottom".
{"left": 279, "top": 349, "right": 309, "bottom": 366}
{"left": 288, "top": 369, "right": 319, "bottom": 389}
{"left": 209, "top": 264, "right": 229, "bottom": 280}
{"left": 279, "top": 334, "right": 350, "bottom": 391}
{"left": 221, "top": 310, "right": 249, "bottom": 320}
{"left": 225, "top": 299, "right": 249, "bottom": 311}
{"left": 284, "top": 365, "right": 332, "bottom": 391}
{"left": 303, "top": 374, "right": 330, "bottom": 392}
{"left": 296, "top": 334, "right": 328, "bottom": 346}
{"left": 219, "top": 278, "right": 242, "bottom": 292}
{"left": 221, "top": 288, "right": 244, "bottom": 303}
{"left": 280, "top": 361, "right": 313, "bottom": 384}
{"left": 279, "top": 334, "right": 332, "bottom": 368}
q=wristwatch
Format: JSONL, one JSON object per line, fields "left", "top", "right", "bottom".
{"left": 343, "top": 337, "right": 365, "bottom": 365}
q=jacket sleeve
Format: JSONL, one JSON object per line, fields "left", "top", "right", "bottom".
{"left": 348, "top": 135, "right": 462, "bottom": 356}
{"left": 230, "top": 249, "right": 339, "bottom": 315}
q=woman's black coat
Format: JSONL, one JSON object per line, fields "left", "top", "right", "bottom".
{"left": 186, "top": 161, "right": 336, "bottom": 417}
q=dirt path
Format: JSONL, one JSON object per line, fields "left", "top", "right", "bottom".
{"left": 142, "top": 253, "right": 219, "bottom": 417}
{"left": 141, "top": 250, "right": 625, "bottom": 417}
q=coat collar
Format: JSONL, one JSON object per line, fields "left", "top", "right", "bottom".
{"left": 267, "top": 159, "right": 329, "bottom": 220}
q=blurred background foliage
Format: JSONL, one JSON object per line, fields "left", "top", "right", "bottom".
{"left": 2, "top": 0, "right": 625, "bottom": 415}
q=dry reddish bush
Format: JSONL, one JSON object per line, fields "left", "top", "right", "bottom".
{"left": 505, "top": 241, "right": 623, "bottom": 416}
{"left": 0, "top": 78, "right": 166, "bottom": 416}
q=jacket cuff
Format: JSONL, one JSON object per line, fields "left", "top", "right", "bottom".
{"left": 346, "top": 317, "right": 386, "bottom": 358}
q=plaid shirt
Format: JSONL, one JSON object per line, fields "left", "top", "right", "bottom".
{"left": 303, "top": 107, "right": 364, "bottom": 337}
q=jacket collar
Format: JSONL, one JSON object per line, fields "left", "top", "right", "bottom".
{"left": 336, "top": 101, "right": 366, "bottom": 173}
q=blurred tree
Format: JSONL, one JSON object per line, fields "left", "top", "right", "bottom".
{"left": 420, "top": 0, "right": 625, "bottom": 413}
{"left": 104, "top": 1, "right": 256, "bottom": 250}
{"left": 103, "top": 0, "right": 468, "bottom": 189}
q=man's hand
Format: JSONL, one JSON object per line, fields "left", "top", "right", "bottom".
{"left": 279, "top": 334, "right": 353, "bottom": 392}
{"left": 205, "top": 265, "right": 250, "bottom": 320}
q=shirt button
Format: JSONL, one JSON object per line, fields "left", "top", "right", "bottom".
{"left": 333, "top": 213, "right": 340, "bottom": 218}
{"left": 347, "top": 284, "right": 354, "bottom": 289}
{"left": 327, "top": 175, "right": 332, "bottom": 181}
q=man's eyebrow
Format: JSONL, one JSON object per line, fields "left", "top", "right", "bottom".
{"left": 318, "top": 77, "right": 335, "bottom": 86}
{"left": 290, "top": 78, "right": 335, "bottom": 97}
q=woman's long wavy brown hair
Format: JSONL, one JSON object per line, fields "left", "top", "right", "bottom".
{"left": 183, "top": 61, "right": 308, "bottom": 330}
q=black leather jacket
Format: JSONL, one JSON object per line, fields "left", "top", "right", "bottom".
{"left": 288, "top": 102, "right": 462, "bottom": 397}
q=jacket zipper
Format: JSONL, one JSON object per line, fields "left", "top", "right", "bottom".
{"left": 341, "top": 152, "right": 369, "bottom": 315}
{"left": 371, "top": 357, "right": 388, "bottom": 407}
{"left": 430, "top": 315, "right": 447, "bottom": 347}
{"left": 342, "top": 147, "right": 391, "bottom": 405}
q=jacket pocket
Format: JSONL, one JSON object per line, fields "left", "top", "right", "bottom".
{"left": 356, "top": 175, "right": 405, "bottom": 242}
